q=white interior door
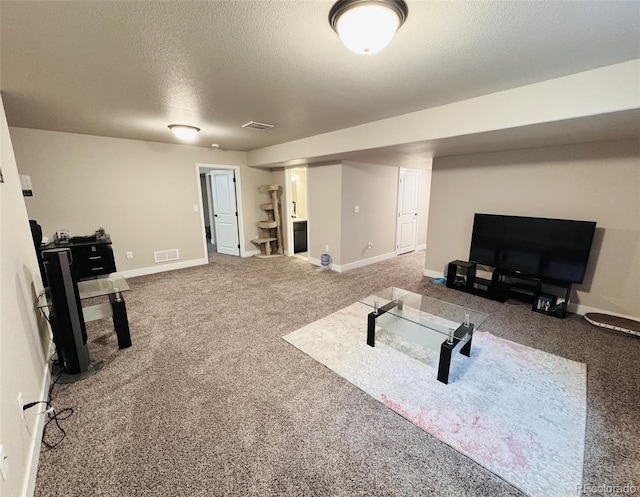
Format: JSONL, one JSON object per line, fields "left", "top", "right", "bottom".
{"left": 396, "top": 168, "right": 421, "bottom": 255}
{"left": 210, "top": 170, "right": 240, "bottom": 256}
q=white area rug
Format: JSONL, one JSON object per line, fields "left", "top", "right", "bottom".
{"left": 283, "top": 302, "right": 587, "bottom": 497}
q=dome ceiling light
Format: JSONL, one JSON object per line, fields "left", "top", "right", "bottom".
{"left": 168, "top": 124, "right": 200, "bottom": 141}
{"left": 329, "top": 0, "right": 408, "bottom": 55}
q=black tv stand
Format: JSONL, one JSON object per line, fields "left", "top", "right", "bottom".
{"left": 446, "top": 261, "right": 571, "bottom": 319}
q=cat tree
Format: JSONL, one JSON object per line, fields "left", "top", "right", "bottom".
{"left": 251, "top": 184, "right": 284, "bottom": 258}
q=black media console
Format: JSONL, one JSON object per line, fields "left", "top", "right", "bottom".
{"left": 38, "top": 236, "right": 116, "bottom": 286}
{"left": 446, "top": 260, "right": 571, "bottom": 319}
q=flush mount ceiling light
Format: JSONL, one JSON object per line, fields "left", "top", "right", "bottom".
{"left": 329, "top": 0, "right": 408, "bottom": 55}
{"left": 168, "top": 124, "right": 200, "bottom": 141}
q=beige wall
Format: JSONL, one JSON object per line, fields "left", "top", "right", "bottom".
{"left": 417, "top": 164, "right": 433, "bottom": 249}
{"left": 341, "top": 162, "right": 398, "bottom": 264}
{"left": 9, "top": 128, "right": 274, "bottom": 272}
{"left": 307, "top": 163, "right": 342, "bottom": 264}
{"left": 340, "top": 161, "right": 432, "bottom": 267}
{"left": 278, "top": 160, "right": 431, "bottom": 269}
{"left": 426, "top": 139, "right": 640, "bottom": 318}
{"left": 0, "top": 98, "right": 50, "bottom": 497}
{"left": 251, "top": 159, "right": 429, "bottom": 270}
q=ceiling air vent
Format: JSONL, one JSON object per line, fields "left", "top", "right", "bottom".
{"left": 242, "top": 121, "right": 274, "bottom": 130}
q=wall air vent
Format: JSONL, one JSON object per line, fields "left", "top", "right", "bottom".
{"left": 154, "top": 249, "right": 180, "bottom": 263}
{"left": 242, "top": 121, "right": 274, "bottom": 130}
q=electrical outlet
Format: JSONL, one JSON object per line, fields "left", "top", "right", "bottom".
{"left": 17, "top": 392, "right": 31, "bottom": 435}
{"left": 126, "top": 251, "right": 133, "bottom": 259}
{"left": 0, "top": 444, "right": 7, "bottom": 481}
{"left": 367, "top": 242, "right": 373, "bottom": 249}
{"left": 354, "top": 205, "right": 360, "bottom": 213}
{"left": 17, "top": 392, "right": 24, "bottom": 420}
{"left": 325, "top": 245, "right": 329, "bottom": 252}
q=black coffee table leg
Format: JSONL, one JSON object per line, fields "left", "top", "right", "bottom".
{"left": 109, "top": 292, "right": 131, "bottom": 349}
{"left": 438, "top": 343, "right": 454, "bottom": 384}
{"left": 461, "top": 334, "right": 473, "bottom": 357}
{"left": 437, "top": 324, "right": 474, "bottom": 384}
{"left": 367, "top": 312, "right": 376, "bottom": 346}
{"left": 366, "top": 299, "right": 403, "bottom": 348}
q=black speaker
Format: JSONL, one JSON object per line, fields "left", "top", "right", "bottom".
{"left": 42, "top": 248, "right": 91, "bottom": 375}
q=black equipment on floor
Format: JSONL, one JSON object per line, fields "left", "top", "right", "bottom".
{"left": 42, "top": 248, "right": 92, "bottom": 375}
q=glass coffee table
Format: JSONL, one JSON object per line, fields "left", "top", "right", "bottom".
{"left": 37, "top": 276, "right": 131, "bottom": 382}
{"left": 37, "top": 276, "right": 131, "bottom": 349}
{"left": 360, "top": 287, "right": 489, "bottom": 384}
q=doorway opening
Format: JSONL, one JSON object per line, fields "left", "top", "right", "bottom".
{"left": 284, "top": 166, "right": 309, "bottom": 260}
{"left": 196, "top": 163, "right": 246, "bottom": 260}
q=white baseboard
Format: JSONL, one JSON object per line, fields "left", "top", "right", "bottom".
{"left": 242, "top": 250, "right": 261, "bottom": 258}
{"left": 416, "top": 244, "right": 426, "bottom": 251}
{"left": 115, "top": 258, "right": 208, "bottom": 279}
{"left": 22, "top": 354, "right": 53, "bottom": 497}
{"left": 570, "top": 303, "right": 639, "bottom": 321}
{"left": 308, "top": 257, "right": 340, "bottom": 272}
{"left": 423, "top": 268, "right": 443, "bottom": 279}
{"left": 308, "top": 252, "right": 397, "bottom": 273}
{"left": 115, "top": 253, "right": 275, "bottom": 277}
{"left": 308, "top": 256, "right": 331, "bottom": 270}
{"left": 339, "top": 252, "right": 396, "bottom": 272}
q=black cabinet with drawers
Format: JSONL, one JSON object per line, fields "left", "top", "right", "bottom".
{"left": 39, "top": 237, "right": 116, "bottom": 285}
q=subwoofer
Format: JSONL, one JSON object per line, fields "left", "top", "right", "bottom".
{"left": 42, "top": 248, "right": 96, "bottom": 378}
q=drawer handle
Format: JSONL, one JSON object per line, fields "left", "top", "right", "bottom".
{"left": 89, "top": 256, "right": 102, "bottom": 260}
{"left": 90, "top": 267, "right": 104, "bottom": 271}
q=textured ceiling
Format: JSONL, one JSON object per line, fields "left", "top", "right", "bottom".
{"left": 1, "top": 0, "right": 639, "bottom": 154}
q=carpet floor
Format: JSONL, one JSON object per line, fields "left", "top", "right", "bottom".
{"left": 283, "top": 302, "right": 587, "bottom": 497}
{"left": 34, "top": 251, "right": 640, "bottom": 497}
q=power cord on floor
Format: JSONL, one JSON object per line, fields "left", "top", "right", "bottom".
{"left": 23, "top": 400, "right": 74, "bottom": 450}
{"left": 22, "top": 362, "right": 75, "bottom": 450}
{"left": 33, "top": 287, "right": 75, "bottom": 449}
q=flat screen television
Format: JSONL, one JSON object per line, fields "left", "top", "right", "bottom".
{"left": 469, "top": 214, "right": 596, "bottom": 284}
